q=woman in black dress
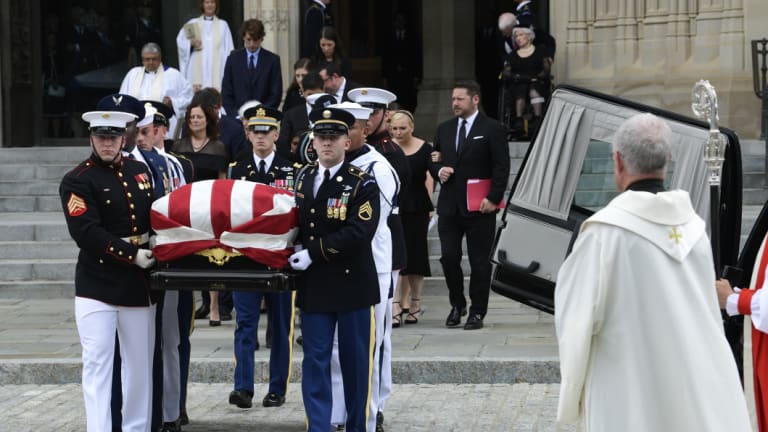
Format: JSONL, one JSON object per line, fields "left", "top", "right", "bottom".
{"left": 390, "top": 110, "right": 433, "bottom": 326}
{"left": 504, "top": 25, "right": 551, "bottom": 121}
{"left": 173, "top": 102, "right": 229, "bottom": 325}
{"left": 282, "top": 57, "right": 312, "bottom": 112}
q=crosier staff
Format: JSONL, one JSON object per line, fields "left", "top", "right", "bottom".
{"left": 691, "top": 80, "right": 728, "bottom": 270}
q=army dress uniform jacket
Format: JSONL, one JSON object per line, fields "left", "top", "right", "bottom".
{"left": 228, "top": 152, "right": 300, "bottom": 189}
{"left": 293, "top": 162, "right": 381, "bottom": 313}
{"left": 60, "top": 154, "right": 157, "bottom": 307}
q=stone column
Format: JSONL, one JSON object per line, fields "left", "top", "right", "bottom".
{"left": 615, "top": 0, "right": 638, "bottom": 71}
{"left": 692, "top": 0, "right": 724, "bottom": 64}
{"left": 565, "top": 0, "right": 589, "bottom": 77}
{"left": 665, "top": 0, "right": 692, "bottom": 69}
{"left": 243, "top": 0, "right": 300, "bottom": 94}
{"left": 414, "top": 0, "right": 474, "bottom": 138}
{"left": 590, "top": 0, "right": 617, "bottom": 73}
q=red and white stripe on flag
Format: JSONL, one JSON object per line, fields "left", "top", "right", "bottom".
{"left": 151, "top": 179, "right": 298, "bottom": 268}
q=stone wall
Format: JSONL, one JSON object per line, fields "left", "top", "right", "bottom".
{"left": 551, "top": 0, "right": 765, "bottom": 139}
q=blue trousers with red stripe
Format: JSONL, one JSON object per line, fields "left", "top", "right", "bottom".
{"left": 233, "top": 290, "right": 295, "bottom": 396}
{"left": 301, "top": 307, "right": 374, "bottom": 432}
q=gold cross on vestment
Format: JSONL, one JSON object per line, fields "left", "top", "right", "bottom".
{"left": 669, "top": 227, "right": 683, "bottom": 244}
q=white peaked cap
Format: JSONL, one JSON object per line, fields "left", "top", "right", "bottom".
{"left": 329, "top": 102, "right": 373, "bottom": 121}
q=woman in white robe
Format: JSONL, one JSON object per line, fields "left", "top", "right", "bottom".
{"left": 176, "top": 0, "right": 234, "bottom": 93}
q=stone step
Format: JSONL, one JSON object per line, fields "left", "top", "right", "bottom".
{"left": 0, "top": 147, "right": 90, "bottom": 164}
{"left": 740, "top": 140, "right": 766, "bottom": 156}
{"left": 0, "top": 196, "right": 62, "bottom": 213}
{"left": 0, "top": 280, "right": 74, "bottom": 298}
{"left": 0, "top": 181, "right": 59, "bottom": 196}
{"left": 0, "top": 164, "right": 74, "bottom": 181}
{"left": 0, "top": 241, "right": 78, "bottom": 259}
{"left": 0, "top": 213, "right": 69, "bottom": 241}
{"left": 0, "top": 259, "right": 75, "bottom": 281}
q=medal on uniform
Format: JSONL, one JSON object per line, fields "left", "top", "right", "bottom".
{"left": 340, "top": 192, "right": 349, "bottom": 221}
{"left": 333, "top": 200, "right": 340, "bottom": 219}
{"left": 327, "top": 198, "right": 334, "bottom": 218}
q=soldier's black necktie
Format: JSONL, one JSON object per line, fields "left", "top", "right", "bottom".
{"left": 457, "top": 119, "right": 467, "bottom": 153}
{"left": 258, "top": 160, "right": 266, "bottom": 178}
{"left": 322, "top": 168, "right": 331, "bottom": 186}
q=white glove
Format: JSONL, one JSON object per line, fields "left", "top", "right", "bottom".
{"left": 289, "top": 249, "right": 312, "bottom": 271}
{"left": 134, "top": 249, "right": 156, "bottom": 269}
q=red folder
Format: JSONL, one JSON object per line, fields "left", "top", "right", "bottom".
{"left": 466, "top": 178, "right": 505, "bottom": 211}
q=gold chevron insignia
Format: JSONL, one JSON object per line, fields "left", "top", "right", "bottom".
{"left": 358, "top": 201, "right": 373, "bottom": 221}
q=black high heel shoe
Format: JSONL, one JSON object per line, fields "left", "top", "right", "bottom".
{"left": 209, "top": 319, "right": 221, "bottom": 327}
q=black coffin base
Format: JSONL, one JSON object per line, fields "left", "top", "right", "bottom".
{"left": 150, "top": 253, "right": 297, "bottom": 293}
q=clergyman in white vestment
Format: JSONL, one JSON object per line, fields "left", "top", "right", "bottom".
{"left": 555, "top": 113, "right": 751, "bottom": 431}
{"left": 120, "top": 43, "right": 193, "bottom": 139}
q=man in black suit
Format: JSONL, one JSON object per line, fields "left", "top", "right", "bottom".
{"left": 428, "top": 80, "right": 510, "bottom": 330}
{"left": 221, "top": 19, "right": 283, "bottom": 115}
{"left": 318, "top": 61, "right": 361, "bottom": 103}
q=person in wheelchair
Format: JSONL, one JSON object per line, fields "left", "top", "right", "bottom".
{"left": 501, "top": 25, "right": 551, "bottom": 138}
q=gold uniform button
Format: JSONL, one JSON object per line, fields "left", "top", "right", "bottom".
{"left": 123, "top": 182, "right": 128, "bottom": 187}
{"left": 309, "top": 236, "right": 315, "bottom": 241}
{"left": 130, "top": 204, "right": 134, "bottom": 209}
{"left": 99, "top": 259, "right": 104, "bottom": 264}
{"left": 133, "top": 227, "right": 138, "bottom": 233}
{"left": 128, "top": 256, "right": 133, "bottom": 260}
{"left": 118, "top": 251, "right": 123, "bottom": 256}
{"left": 127, "top": 193, "right": 132, "bottom": 198}
{"left": 131, "top": 215, "right": 136, "bottom": 220}
{"left": 110, "top": 247, "right": 114, "bottom": 251}
{"left": 345, "top": 269, "right": 350, "bottom": 274}
{"left": 310, "top": 209, "right": 315, "bottom": 214}
{"left": 118, "top": 172, "right": 123, "bottom": 178}
{"left": 309, "top": 222, "right": 315, "bottom": 228}
{"left": 106, "top": 200, "right": 111, "bottom": 204}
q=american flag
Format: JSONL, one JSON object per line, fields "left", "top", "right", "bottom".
{"left": 151, "top": 179, "right": 298, "bottom": 268}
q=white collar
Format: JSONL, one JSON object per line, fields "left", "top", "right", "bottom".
{"left": 253, "top": 151, "right": 275, "bottom": 169}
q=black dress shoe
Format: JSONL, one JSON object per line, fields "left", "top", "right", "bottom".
{"left": 463, "top": 313, "right": 484, "bottom": 330}
{"left": 376, "top": 411, "right": 384, "bottom": 431}
{"left": 229, "top": 389, "right": 253, "bottom": 408}
{"left": 296, "top": 335, "right": 303, "bottom": 346}
{"left": 262, "top": 392, "right": 286, "bottom": 407}
{"left": 445, "top": 306, "right": 466, "bottom": 327}
{"left": 159, "top": 419, "right": 181, "bottom": 432}
{"left": 194, "top": 306, "right": 209, "bottom": 320}
{"left": 179, "top": 410, "right": 189, "bottom": 425}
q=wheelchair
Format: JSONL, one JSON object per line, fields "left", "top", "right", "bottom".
{"left": 497, "top": 64, "right": 553, "bottom": 142}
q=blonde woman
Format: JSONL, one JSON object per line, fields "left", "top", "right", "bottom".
{"left": 390, "top": 110, "right": 434, "bottom": 326}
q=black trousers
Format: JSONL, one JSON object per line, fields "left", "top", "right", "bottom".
{"left": 437, "top": 212, "right": 495, "bottom": 316}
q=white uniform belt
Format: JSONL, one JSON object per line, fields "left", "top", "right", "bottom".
{"left": 121, "top": 233, "right": 150, "bottom": 246}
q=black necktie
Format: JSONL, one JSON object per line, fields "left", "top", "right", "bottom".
{"left": 258, "top": 160, "right": 266, "bottom": 178}
{"left": 458, "top": 119, "right": 467, "bottom": 153}
{"left": 249, "top": 54, "right": 256, "bottom": 72}
{"left": 322, "top": 168, "right": 331, "bottom": 186}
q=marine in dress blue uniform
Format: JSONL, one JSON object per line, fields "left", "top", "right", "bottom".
{"left": 225, "top": 106, "right": 299, "bottom": 409}
{"left": 289, "top": 108, "right": 380, "bottom": 432}
{"left": 60, "top": 106, "right": 158, "bottom": 432}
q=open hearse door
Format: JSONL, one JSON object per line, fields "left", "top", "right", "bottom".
{"left": 490, "top": 85, "right": 743, "bottom": 314}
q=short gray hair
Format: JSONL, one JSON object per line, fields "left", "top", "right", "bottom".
{"left": 612, "top": 113, "right": 671, "bottom": 175}
{"left": 512, "top": 26, "right": 535, "bottom": 42}
{"left": 498, "top": 13, "right": 516, "bottom": 31}
{"left": 141, "top": 42, "right": 162, "bottom": 56}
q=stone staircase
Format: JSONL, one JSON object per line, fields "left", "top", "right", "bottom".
{"left": 0, "top": 141, "right": 764, "bottom": 299}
